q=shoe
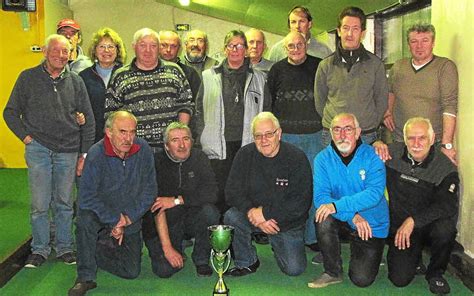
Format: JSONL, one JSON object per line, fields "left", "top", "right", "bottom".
{"left": 428, "top": 276, "right": 450, "bottom": 295}
{"left": 25, "top": 254, "right": 46, "bottom": 268}
{"left": 226, "top": 259, "right": 260, "bottom": 277}
{"left": 196, "top": 264, "right": 213, "bottom": 277}
{"left": 308, "top": 272, "right": 343, "bottom": 288}
{"left": 252, "top": 232, "right": 269, "bottom": 245}
{"left": 311, "top": 252, "right": 323, "bottom": 265}
{"left": 416, "top": 262, "right": 427, "bottom": 275}
{"left": 305, "top": 243, "right": 321, "bottom": 252}
{"left": 68, "top": 280, "right": 97, "bottom": 296}
{"left": 58, "top": 252, "right": 77, "bottom": 265}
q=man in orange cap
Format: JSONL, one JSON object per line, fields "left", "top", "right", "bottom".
{"left": 57, "top": 18, "right": 92, "bottom": 73}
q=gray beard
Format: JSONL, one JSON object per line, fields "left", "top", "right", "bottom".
{"left": 186, "top": 53, "right": 205, "bottom": 63}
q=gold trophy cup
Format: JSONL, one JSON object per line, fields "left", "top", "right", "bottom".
{"left": 208, "top": 225, "right": 234, "bottom": 296}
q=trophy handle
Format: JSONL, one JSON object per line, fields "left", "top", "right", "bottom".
{"left": 223, "top": 249, "right": 231, "bottom": 273}
{"left": 210, "top": 249, "right": 217, "bottom": 272}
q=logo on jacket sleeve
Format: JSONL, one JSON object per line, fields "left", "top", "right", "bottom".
{"left": 359, "top": 169, "right": 366, "bottom": 181}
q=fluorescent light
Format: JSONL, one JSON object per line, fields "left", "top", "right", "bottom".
{"left": 179, "top": 0, "right": 190, "bottom": 6}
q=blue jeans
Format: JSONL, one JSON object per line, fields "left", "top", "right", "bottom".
{"left": 75, "top": 209, "right": 143, "bottom": 281}
{"left": 321, "top": 129, "right": 378, "bottom": 147}
{"left": 224, "top": 207, "right": 307, "bottom": 276}
{"left": 25, "top": 139, "right": 77, "bottom": 258}
{"left": 282, "top": 131, "right": 324, "bottom": 245}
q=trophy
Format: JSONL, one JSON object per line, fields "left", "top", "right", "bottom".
{"left": 208, "top": 225, "right": 234, "bottom": 296}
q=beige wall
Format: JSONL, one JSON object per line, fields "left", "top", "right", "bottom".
{"left": 70, "top": 0, "right": 284, "bottom": 63}
{"left": 432, "top": 0, "right": 474, "bottom": 257}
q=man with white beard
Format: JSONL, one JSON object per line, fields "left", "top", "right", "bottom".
{"left": 309, "top": 113, "right": 389, "bottom": 289}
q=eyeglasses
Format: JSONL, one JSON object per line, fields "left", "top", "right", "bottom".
{"left": 97, "top": 44, "right": 116, "bottom": 51}
{"left": 331, "top": 126, "right": 356, "bottom": 135}
{"left": 286, "top": 43, "right": 305, "bottom": 50}
{"left": 254, "top": 129, "right": 278, "bottom": 141}
{"left": 226, "top": 43, "right": 245, "bottom": 51}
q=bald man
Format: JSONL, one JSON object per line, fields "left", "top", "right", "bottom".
{"left": 159, "top": 30, "right": 201, "bottom": 100}
{"left": 245, "top": 28, "right": 274, "bottom": 74}
{"left": 182, "top": 29, "right": 219, "bottom": 77}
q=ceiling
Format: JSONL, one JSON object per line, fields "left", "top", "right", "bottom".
{"left": 155, "top": 0, "right": 399, "bottom": 35}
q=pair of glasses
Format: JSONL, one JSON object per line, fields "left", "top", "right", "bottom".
{"left": 97, "top": 44, "right": 116, "bottom": 51}
{"left": 254, "top": 129, "right": 278, "bottom": 141}
{"left": 331, "top": 126, "right": 356, "bottom": 135}
{"left": 286, "top": 43, "right": 305, "bottom": 50}
{"left": 226, "top": 43, "right": 245, "bottom": 51}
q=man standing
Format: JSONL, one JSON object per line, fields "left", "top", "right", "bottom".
{"left": 56, "top": 18, "right": 93, "bottom": 73}
{"left": 385, "top": 117, "right": 458, "bottom": 295}
{"left": 195, "top": 30, "right": 271, "bottom": 213}
{"left": 267, "top": 31, "right": 323, "bottom": 253}
{"left": 142, "top": 122, "right": 220, "bottom": 278}
{"left": 383, "top": 24, "right": 458, "bottom": 165}
{"left": 315, "top": 6, "right": 388, "bottom": 146}
{"left": 182, "top": 29, "right": 219, "bottom": 77}
{"left": 245, "top": 28, "right": 274, "bottom": 74}
{"left": 158, "top": 30, "right": 201, "bottom": 100}
{"left": 309, "top": 113, "right": 388, "bottom": 288}
{"left": 224, "top": 112, "right": 312, "bottom": 277}
{"left": 268, "top": 5, "right": 332, "bottom": 62}
{"left": 105, "top": 28, "right": 193, "bottom": 151}
{"left": 3, "top": 34, "right": 95, "bottom": 268}
{"left": 68, "top": 111, "right": 157, "bottom": 296}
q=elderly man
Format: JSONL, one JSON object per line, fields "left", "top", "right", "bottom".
{"left": 315, "top": 6, "right": 388, "bottom": 146}
{"left": 105, "top": 28, "right": 193, "bottom": 151}
{"left": 385, "top": 117, "right": 458, "bottom": 295}
{"left": 383, "top": 24, "right": 458, "bottom": 165}
{"left": 267, "top": 31, "right": 323, "bottom": 253}
{"left": 68, "top": 111, "right": 156, "bottom": 296}
{"left": 158, "top": 30, "right": 201, "bottom": 100}
{"left": 182, "top": 29, "right": 219, "bottom": 77}
{"left": 245, "top": 28, "right": 274, "bottom": 74}
{"left": 224, "top": 112, "right": 312, "bottom": 277}
{"left": 268, "top": 5, "right": 332, "bottom": 62}
{"left": 195, "top": 30, "right": 271, "bottom": 213}
{"left": 308, "top": 113, "right": 389, "bottom": 288}
{"left": 56, "top": 18, "right": 93, "bottom": 73}
{"left": 142, "top": 122, "right": 220, "bottom": 278}
{"left": 3, "top": 34, "right": 95, "bottom": 268}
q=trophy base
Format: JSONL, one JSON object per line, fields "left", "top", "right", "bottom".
{"left": 213, "top": 290, "right": 229, "bottom": 296}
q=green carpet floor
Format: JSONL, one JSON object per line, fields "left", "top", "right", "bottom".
{"left": 0, "top": 168, "right": 471, "bottom": 295}
{"left": 1, "top": 244, "right": 472, "bottom": 295}
{"left": 0, "top": 168, "right": 30, "bottom": 261}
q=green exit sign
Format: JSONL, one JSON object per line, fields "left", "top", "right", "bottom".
{"left": 176, "top": 24, "right": 190, "bottom": 31}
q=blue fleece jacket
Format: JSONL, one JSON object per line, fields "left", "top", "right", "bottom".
{"left": 78, "top": 136, "right": 157, "bottom": 234}
{"left": 314, "top": 143, "right": 389, "bottom": 238}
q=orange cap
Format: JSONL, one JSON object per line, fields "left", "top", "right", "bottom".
{"left": 57, "top": 18, "right": 81, "bottom": 31}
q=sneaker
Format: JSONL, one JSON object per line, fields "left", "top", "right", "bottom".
{"left": 226, "top": 259, "right": 260, "bottom": 277}
{"left": 311, "top": 252, "right": 323, "bottom": 265}
{"left": 58, "top": 252, "right": 77, "bottom": 265}
{"left": 308, "top": 272, "right": 343, "bottom": 288}
{"left": 416, "top": 262, "right": 427, "bottom": 275}
{"left": 428, "top": 276, "right": 450, "bottom": 295}
{"left": 252, "top": 232, "right": 269, "bottom": 245}
{"left": 196, "top": 264, "right": 213, "bottom": 277}
{"left": 68, "top": 280, "right": 97, "bottom": 296}
{"left": 25, "top": 254, "right": 46, "bottom": 268}
{"left": 305, "top": 243, "right": 321, "bottom": 252}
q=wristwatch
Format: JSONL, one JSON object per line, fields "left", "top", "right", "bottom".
{"left": 441, "top": 143, "right": 453, "bottom": 150}
{"left": 174, "top": 195, "right": 181, "bottom": 205}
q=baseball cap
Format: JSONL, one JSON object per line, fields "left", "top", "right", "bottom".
{"left": 57, "top": 18, "right": 81, "bottom": 31}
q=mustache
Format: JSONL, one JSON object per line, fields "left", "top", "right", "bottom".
{"left": 190, "top": 46, "right": 202, "bottom": 51}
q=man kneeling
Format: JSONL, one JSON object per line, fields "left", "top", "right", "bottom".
{"left": 142, "top": 122, "right": 220, "bottom": 278}
{"left": 309, "top": 113, "right": 389, "bottom": 288}
{"left": 224, "top": 112, "right": 312, "bottom": 276}
{"left": 69, "top": 111, "right": 157, "bottom": 295}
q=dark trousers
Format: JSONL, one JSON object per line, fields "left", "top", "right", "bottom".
{"left": 210, "top": 141, "right": 241, "bottom": 214}
{"left": 317, "top": 216, "right": 385, "bottom": 287}
{"left": 75, "top": 209, "right": 143, "bottom": 282}
{"left": 387, "top": 217, "right": 457, "bottom": 287}
{"left": 143, "top": 204, "right": 220, "bottom": 278}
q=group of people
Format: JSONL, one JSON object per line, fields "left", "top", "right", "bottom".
{"left": 2, "top": 4, "right": 459, "bottom": 296}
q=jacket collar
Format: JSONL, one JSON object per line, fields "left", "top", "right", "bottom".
{"left": 402, "top": 145, "right": 435, "bottom": 168}
{"left": 103, "top": 136, "right": 141, "bottom": 159}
